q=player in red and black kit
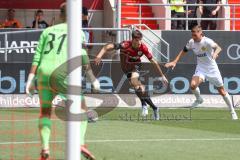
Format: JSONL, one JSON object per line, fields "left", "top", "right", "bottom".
{"left": 95, "top": 30, "right": 168, "bottom": 120}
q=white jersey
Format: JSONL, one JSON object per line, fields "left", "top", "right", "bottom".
{"left": 185, "top": 37, "right": 223, "bottom": 87}
{"left": 185, "top": 36, "right": 219, "bottom": 72}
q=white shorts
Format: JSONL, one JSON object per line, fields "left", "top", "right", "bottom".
{"left": 193, "top": 68, "right": 224, "bottom": 88}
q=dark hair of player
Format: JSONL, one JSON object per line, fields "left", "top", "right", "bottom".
{"left": 191, "top": 25, "right": 204, "bottom": 37}
{"left": 191, "top": 25, "right": 202, "bottom": 32}
{"left": 132, "top": 30, "right": 143, "bottom": 39}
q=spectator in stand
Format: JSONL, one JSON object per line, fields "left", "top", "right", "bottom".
{"left": 2, "top": 9, "right": 22, "bottom": 28}
{"left": 186, "top": 0, "right": 199, "bottom": 30}
{"left": 0, "top": 23, "right": 3, "bottom": 28}
{"left": 199, "top": 0, "right": 221, "bottom": 30}
{"left": 170, "top": 0, "right": 186, "bottom": 30}
{"left": 82, "top": 6, "right": 89, "bottom": 42}
{"left": 32, "top": 10, "right": 49, "bottom": 29}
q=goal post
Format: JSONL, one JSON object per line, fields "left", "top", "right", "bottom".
{"left": 66, "top": 0, "right": 82, "bottom": 160}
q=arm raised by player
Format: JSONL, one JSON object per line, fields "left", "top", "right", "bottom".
{"left": 212, "top": 43, "right": 222, "bottom": 60}
{"left": 141, "top": 44, "right": 168, "bottom": 85}
{"left": 94, "top": 43, "right": 115, "bottom": 65}
{"left": 165, "top": 50, "right": 187, "bottom": 69}
{"left": 150, "top": 58, "right": 168, "bottom": 85}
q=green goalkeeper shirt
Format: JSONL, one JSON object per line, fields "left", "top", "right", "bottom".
{"left": 32, "top": 23, "right": 88, "bottom": 77}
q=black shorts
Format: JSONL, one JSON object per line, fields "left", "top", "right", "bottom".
{"left": 124, "top": 63, "right": 142, "bottom": 79}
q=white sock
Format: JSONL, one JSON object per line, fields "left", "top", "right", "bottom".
{"left": 191, "top": 87, "right": 201, "bottom": 100}
{"left": 142, "top": 104, "right": 147, "bottom": 110}
{"left": 223, "top": 93, "right": 235, "bottom": 113}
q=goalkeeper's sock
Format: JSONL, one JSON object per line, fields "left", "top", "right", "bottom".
{"left": 223, "top": 93, "right": 235, "bottom": 113}
{"left": 81, "top": 120, "right": 88, "bottom": 146}
{"left": 191, "top": 87, "right": 201, "bottom": 100}
{"left": 39, "top": 117, "right": 52, "bottom": 150}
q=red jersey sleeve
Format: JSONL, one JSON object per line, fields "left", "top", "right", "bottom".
{"left": 142, "top": 44, "right": 153, "bottom": 60}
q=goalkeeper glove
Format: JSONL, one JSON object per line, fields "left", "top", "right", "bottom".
{"left": 25, "top": 73, "right": 36, "bottom": 97}
{"left": 92, "top": 79, "right": 100, "bottom": 91}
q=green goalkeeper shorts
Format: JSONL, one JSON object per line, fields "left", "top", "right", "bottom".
{"left": 37, "top": 54, "right": 89, "bottom": 109}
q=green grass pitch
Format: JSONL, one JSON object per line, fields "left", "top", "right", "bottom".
{"left": 0, "top": 107, "right": 240, "bottom": 160}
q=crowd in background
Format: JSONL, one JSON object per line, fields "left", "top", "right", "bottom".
{"left": 0, "top": 1, "right": 224, "bottom": 31}
{"left": 0, "top": 7, "right": 89, "bottom": 30}
{"left": 170, "top": 0, "right": 222, "bottom": 30}
{"left": 0, "top": 7, "right": 90, "bottom": 42}
{"left": 0, "top": 9, "right": 23, "bottom": 28}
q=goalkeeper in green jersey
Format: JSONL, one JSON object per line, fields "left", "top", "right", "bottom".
{"left": 25, "top": 3, "right": 97, "bottom": 160}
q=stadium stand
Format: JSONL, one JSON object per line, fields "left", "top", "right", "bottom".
{"left": 0, "top": 0, "right": 239, "bottom": 30}
{"left": 0, "top": 0, "right": 103, "bottom": 28}
{"left": 121, "top": 0, "right": 159, "bottom": 29}
{"left": 229, "top": 0, "right": 240, "bottom": 30}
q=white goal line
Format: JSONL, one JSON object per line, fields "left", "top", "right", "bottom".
{"left": 1, "top": 138, "right": 240, "bottom": 145}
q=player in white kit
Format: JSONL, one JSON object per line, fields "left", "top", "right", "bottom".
{"left": 165, "top": 25, "right": 238, "bottom": 120}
